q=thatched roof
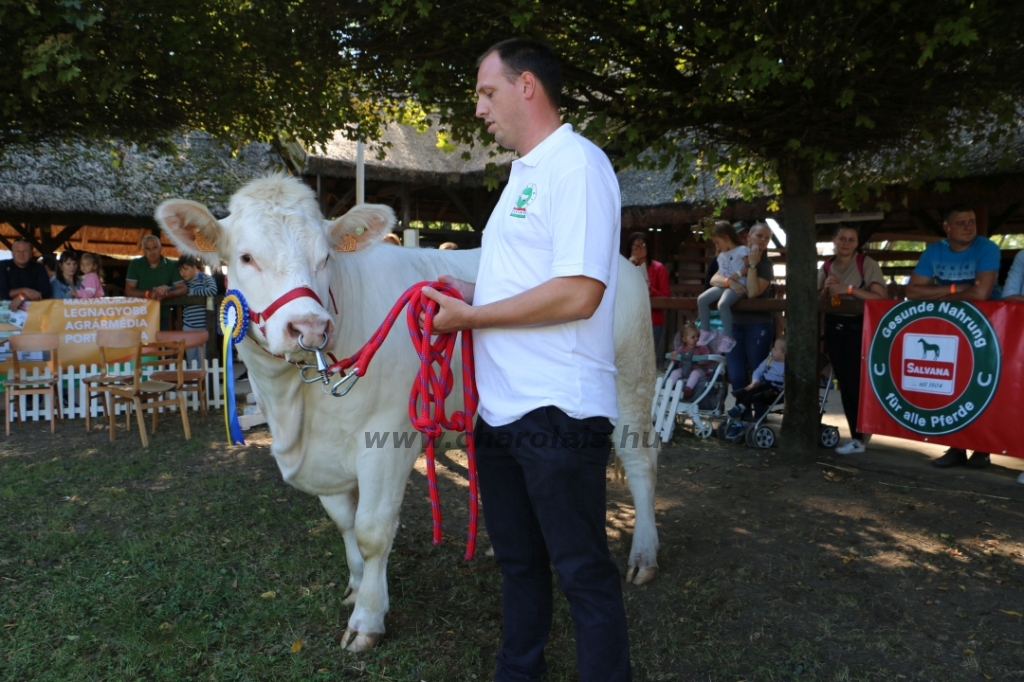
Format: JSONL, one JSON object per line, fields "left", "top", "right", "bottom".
{"left": 618, "top": 161, "right": 745, "bottom": 209}
{"left": 0, "top": 132, "right": 280, "bottom": 226}
{"left": 304, "top": 122, "right": 516, "bottom": 187}
{"left": 618, "top": 122, "right": 1024, "bottom": 211}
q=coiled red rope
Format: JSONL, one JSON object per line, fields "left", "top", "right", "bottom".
{"left": 326, "top": 281, "right": 479, "bottom": 559}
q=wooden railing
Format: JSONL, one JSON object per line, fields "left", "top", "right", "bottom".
{"left": 650, "top": 297, "right": 866, "bottom": 315}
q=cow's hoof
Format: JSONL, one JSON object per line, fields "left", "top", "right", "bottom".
{"left": 340, "top": 627, "right": 382, "bottom": 652}
{"left": 342, "top": 586, "right": 358, "bottom": 605}
{"left": 625, "top": 565, "right": 658, "bottom": 585}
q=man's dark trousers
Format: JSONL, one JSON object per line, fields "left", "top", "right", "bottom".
{"left": 476, "top": 405, "right": 632, "bottom": 682}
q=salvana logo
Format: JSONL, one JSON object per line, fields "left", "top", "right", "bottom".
{"left": 510, "top": 184, "right": 538, "bottom": 219}
{"left": 868, "top": 301, "right": 999, "bottom": 435}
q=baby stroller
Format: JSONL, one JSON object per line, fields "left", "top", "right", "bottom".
{"left": 718, "top": 367, "right": 841, "bottom": 449}
{"left": 651, "top": 352, "right": 729, "bottom": 442}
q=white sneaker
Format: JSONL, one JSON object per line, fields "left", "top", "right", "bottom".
{"left": 1017, "top": 471, "right": 1024, "bottom": 485}
{"left": 835, "top": 439, "right": 866, "bottom": 455}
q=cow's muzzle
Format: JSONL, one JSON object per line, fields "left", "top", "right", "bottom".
{"left": 285, "top": 315, "right": 333, "bottom": 351}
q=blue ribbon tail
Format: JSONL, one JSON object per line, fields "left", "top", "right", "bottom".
{"left": 225, "top": 339, "right": 246, "bottom": 446}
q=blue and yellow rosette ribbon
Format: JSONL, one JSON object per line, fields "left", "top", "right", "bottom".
{"left": 219, "top": 290, "right": 249, "bottom": 445}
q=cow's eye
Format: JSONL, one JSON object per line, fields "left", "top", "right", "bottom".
{"left": 240, "top": 254, "right": 253, "bottom": 265}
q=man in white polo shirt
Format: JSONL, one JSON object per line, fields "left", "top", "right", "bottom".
{"left": 422, "top": 39, "right": 631, "bottom": 682}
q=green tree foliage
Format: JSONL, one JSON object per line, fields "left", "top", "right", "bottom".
{"left": 356, "top": 0, "right": 1024, "bottom": 455}
{"left": 0, "top": 0, "right": 399, "bottom": 148}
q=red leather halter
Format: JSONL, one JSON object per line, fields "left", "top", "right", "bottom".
{"left": 248, "top": 286, "right": 338, "bottom": 336}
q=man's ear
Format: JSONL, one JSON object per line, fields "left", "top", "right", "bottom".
{"left": 325, "top": 204, "right": 397, "bottom": 253}
{"left": 156, "top": 200, "right": 224, "bottom": 264}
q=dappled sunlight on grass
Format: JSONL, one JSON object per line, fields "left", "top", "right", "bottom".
{"left": 2, "top": 419, "right": 1023, "bottom": 680}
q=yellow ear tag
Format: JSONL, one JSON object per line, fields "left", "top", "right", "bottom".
{"left": 334, "top": 234, "right": 357, "bottom": 253}
{"left": 193, "top": 232, "right": 218, "bottom": 253}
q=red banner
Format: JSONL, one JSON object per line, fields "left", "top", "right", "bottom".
{"left": 859, "top": 300, "right": 1023, "bottom": 459}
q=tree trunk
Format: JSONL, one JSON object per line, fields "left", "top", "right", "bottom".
{"left": 778, "top": 157, "right": 819, "bottom": 460}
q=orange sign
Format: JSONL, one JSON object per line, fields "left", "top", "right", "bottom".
{"left": 0, "top": 298, "right": 160, "bottom": 369}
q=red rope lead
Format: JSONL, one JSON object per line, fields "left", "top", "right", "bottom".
{"left": 327, "top": 281, "right": 479, "bottom": 559}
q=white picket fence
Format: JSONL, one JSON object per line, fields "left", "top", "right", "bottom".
{"left": 4, "top": 359, "right": 229, "bottom": 423}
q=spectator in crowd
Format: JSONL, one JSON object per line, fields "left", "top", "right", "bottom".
{"left": 724, "top": 337, "right": 786, "bottom": 440}
{"left": 438, "top": 241, "right": 459, "bottom": 250}
{"left": 76, "top": 252, "right": 105, "bottom": 298}
{"left": 1, "top": 239, "right": 52, "bottom": 308}
{"left": 41, "top": 255, "right": 58, "bottom": 280}
{"left": 906, "top": 205, "right": 999, "bottom": 469}
{"left": 724, "top": 222, "right": 775, "bottom": 394}
{"left": 705, "top": 221, "right": 749, "bottom": 288}
{"left": 997, "top": 251, "right": 1024, "bottom": 485}
{"left": 50, "top": 251, "right": 81, "bottom": 299}
{"left": 382, "top": 233, "right": 402, "bottom": 246}
{"left": 697, "top": 221, "right": 748, "bottom": 350}
{"left": 626, "top": 231, "right": 671, "bottom": 359}
{"left": 999, "top": 247, "right": 1024, "bottom": 303}
{"left": 125, "top": 235, "right": 187, "bottom": 330}
{"left": 817, "top": 225, "right": 888, "bottom": 455}
{"left": 178, "top": 255, "right": 217, "bottom": 365}
{"left": 665, "top": 322, "right": 714, "bottom": 400}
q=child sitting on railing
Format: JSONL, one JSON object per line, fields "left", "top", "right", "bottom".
{"left": 697, "top": 222, "right": 747, "bottom": 353}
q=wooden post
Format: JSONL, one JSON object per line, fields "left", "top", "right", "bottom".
{"left": 401, "top": 183, "right": 411, "bottom": 230}
{"left": 975, "top": 204, "right": 989, "bottom": 236}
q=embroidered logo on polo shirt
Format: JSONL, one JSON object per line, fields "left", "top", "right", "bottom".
{"left": 510, "top": 184, "right": 538, "bottom": 219}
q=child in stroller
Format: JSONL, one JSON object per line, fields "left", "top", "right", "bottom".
{"left": 724, "top": 337, "right": 785, "bottom": 442}
{"left": 666, "top": 323, "right": 717, "bottom": 400}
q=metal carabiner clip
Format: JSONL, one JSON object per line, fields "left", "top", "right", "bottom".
{"left": 328, "top": 368, "right": 360, "bottom": 396}
{"left": 297, "top": 335, "right": 331, "bottom": 386}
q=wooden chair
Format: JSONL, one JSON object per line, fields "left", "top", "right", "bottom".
{"left": 5, "top": 333, "right": 63, "bottom": 435}
{"left": 154, "top": 330, "right": 209, "bottom": 417}
{"left": 108, "top": 339, "right": 191, "bottom": 447}
{"left": 84, "top": 330, "right": 141, "bottom": 433}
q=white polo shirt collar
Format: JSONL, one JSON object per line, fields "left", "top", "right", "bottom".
{"left": 516, "top": 123, "right": 574, "bottom": 168}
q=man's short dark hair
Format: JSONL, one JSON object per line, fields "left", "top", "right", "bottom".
{"left": 944, "top": 204, "right": 974, "bottom": 222}
{"left": 478, "top": 39, "right": 562, "bottom": 109}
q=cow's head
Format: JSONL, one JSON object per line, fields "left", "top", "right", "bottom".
{"left": 155, "top": 174, "right": 395, "bottom": 358}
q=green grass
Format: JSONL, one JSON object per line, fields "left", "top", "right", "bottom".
{"left": 0, "top": 424, "right": 505, "bottom": 681}
{"left": 3, "top": 419, "right": 1023, "bottom": 681}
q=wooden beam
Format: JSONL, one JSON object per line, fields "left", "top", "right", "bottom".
{"left": 912, "top": 210, "right": 945, "bottom": 238}
{"left": 441, "top": 187, "right": 478, "bottom": 230}
{"left": 10, "top": 223, "right": 46, "bottom": 254}
{"left": 327, "top": 187, "right": 356, "bottom": 218}
{"left": 400, "top": 183, "right": 411, "bottom": 230}
{"left": 41, "top": 224, "right": 84, "bottom": 253}
{"left": 990, "top": 203, "right": 1022, "bottom": 233}
{"left": 976, "top": 205, "right": 989, "bottom": 236}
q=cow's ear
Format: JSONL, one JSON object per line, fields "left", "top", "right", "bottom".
{"left": 325, "top": 204, "right": 396, "bottom": 253}
{"left": 155, "top": 199, "right": 224, "bottom": 262}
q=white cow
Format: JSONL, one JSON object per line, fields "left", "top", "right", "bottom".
{"left": 156, "top": 175, "right": 658, "bottom": 652}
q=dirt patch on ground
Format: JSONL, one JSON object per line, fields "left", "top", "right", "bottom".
{"left": 3, "top": 416, "right": 1024, "bottom": 681}
{"left": 421, "top": 428, "right": 1024, "bottom": 681}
